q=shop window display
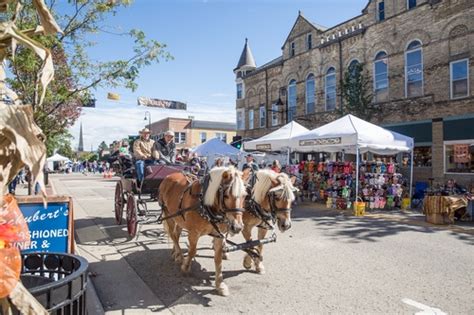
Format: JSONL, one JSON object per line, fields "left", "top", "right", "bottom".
{"left": 413, "top": 146, "right": 432, "bottom": 167}
{"left": 445, "top": 142, "right": 474, "bottom": 173}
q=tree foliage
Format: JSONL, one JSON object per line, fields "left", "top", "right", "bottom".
{"left": 341, "top": 62, "right": 374, "bottom": 120}
{"left": 6, "top": 0, "right": 172, "bottom": 154}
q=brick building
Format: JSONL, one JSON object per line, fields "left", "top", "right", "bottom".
{"left": 235, "top": 0, "right": 473, "bottom": 186}
{"left": 149, "top": 117, "right": 236, "bottom": 149}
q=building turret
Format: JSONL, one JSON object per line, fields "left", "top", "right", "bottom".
{"left": 234, "top": 38, "right": 256, "bottom": 101}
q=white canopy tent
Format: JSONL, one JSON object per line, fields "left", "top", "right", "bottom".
{"left": 244, "top": 121, "right": 309, "bottom": 152}
{"left": 290, "top": 114, "right": 415, "bottom": 200}
{"left": 191, "top": 138, "right": 244, "bottom": 166}
{"left": 47, "top": 153, "right": 70, "bottom": 162}
{"left": 47, "top": 153, "right": 71, "bottom": 171}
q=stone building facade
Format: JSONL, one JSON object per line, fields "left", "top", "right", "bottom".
{"left": 235, "top": 0, "right": 473, "bottom": 186}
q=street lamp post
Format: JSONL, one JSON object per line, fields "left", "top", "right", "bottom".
{"left": 144, "top": 111, "right": 151, "bottom": 130}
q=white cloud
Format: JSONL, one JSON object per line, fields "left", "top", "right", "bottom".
{"left": 68, "top": 102, "right": 236, "bottom": 150}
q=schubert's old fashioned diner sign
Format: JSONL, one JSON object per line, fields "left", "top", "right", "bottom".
{"left": 256, "top": 144, "right": 272, "bottom": 151}
{"left": 299, "top": 137, "right": 342, "bottom": 147}
{"left": 15, "top": 196, "right": 74, "bottom": 254}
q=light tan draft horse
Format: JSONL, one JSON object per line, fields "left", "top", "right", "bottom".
{"left": 242, "top": 169, "right": 296, "bottom": 274}
{"left": 158, "top": 166, "right": 247, "bottom": 296}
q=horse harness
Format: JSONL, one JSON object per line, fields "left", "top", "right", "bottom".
{"left": 159, "top": 172, "right": 244, "bottom": 238}
{"left": 245, "top": 171, "right": 293, "bottom": 230}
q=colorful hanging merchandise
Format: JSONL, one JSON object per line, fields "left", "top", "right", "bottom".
{"left": 292, "top": 158, "right": 407, "bottom": 211}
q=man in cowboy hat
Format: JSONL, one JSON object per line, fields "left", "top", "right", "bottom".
{"left": 154, "top": 130, "right": 176, "bottom": 165}
{"left": 133, "top": 127, "right": 156, "bottom": 184}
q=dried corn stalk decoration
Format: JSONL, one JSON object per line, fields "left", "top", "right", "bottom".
{"left": 0, "top": 0, "right": 62, "bottom": 312}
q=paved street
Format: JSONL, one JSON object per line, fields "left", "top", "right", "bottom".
{"left": 52, "top": 173, "right": 474, "bottom": 314}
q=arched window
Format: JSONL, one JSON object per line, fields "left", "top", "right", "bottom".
{"left": 287, "top": 79, "right": 297, "bottom": 122}
{"left": 349, "top": 60, "right": 360, "bottom": 77}
{"left": 374, "top": 51, "right": 388, "bottom": 101}
{"left": 325, "top": 67, "right": 336, "bottom": 111}
{"left": 305, "top": 74, "right": 315, "bottom": 114}
{"left": 405, "top": 40, "right": 423, "bottom": 97}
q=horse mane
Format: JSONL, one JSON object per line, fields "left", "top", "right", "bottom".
{"left": 253, "top": 169, "right": 295, "bottom": 204}
{"left": 203, "top": 166, "right": 246, "bottom": 206}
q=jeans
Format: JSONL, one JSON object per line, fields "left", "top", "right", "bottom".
{"left": 135, "top": 160, "right": 154, "bottom": 183}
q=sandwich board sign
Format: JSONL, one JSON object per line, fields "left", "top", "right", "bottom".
{"left": 16, "top": 195, "right": 74, "bottom": 254}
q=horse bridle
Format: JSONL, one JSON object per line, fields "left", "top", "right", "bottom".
{"left": 217, "top": 179, "right": 246, "bottom": 215}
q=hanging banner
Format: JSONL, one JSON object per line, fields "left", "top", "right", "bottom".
{"left": 15, "top": 196, "right": 74, "bottom": 254}
{"left": 256, "top": 144, "right": 272, "bottom": 151}
{"left": 137, "top": 97, "right": 187, "bottom": 110}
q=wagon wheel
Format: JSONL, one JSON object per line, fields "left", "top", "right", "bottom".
{"left": 114, "top": 181, "right": 125, "bottom": 224}
{"left": 126, "top": 194, "right": 138, "bottom": 237}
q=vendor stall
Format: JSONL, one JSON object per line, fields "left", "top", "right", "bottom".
{"left": 289, "top": 115, "right": 414, "bottom": 208}
{"left": 191, "top": 138, "right": 244, "bottom": 166}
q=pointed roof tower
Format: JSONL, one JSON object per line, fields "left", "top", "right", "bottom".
{"left": 78, "top": 122, "right": 84, "bottom": 152}
{"left": 234, "top": 38, "right": 256, "bottom": 72}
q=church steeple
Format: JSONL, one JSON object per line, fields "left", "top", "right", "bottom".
{"left": 234, "top": 38, "right": 256, "bottom": 73}
{"left": 78, "top": 122, "right": 84, "bottom": 152}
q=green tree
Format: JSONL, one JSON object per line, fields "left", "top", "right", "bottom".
{"left": 46, "top": 132, "right": 74, "bottom": 159}
{"left": 98, "top": 141, "right": 109, "bottom": 151}
{"left": 341, "top": 62, "right": 374, "bottom": 120}
{"left": 6, "top": 0, "right": 172, "bottom": 153}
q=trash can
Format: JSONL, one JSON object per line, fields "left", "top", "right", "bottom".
{"left": 13, "top": 252, "right": 89, "bottom": 314}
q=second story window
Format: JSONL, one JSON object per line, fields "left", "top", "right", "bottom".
{"left": 200, "top": 132, "right": 207, "bottom": 143}
{"left": 288, "top": 79, "right": 297, "bottom": 122}
{"left": 290, "top": 42, "right": 296, "bottom": 57}
{"left": 174, "top": 132, "right": 186, "bottom": 144}
{"left": 259, "top": 105, "right": 266, "bottom": 128}
{"left": 450, "top": 59, "right": 469, "bottom": 99}
{"left": 405, "top": 40, "right": 423, "bottom": 98}
{"left": 236, "top": 83, "right": 243, "bottom": 99}
{"left": 306, "top": 34, "right": 312, "bottom": 50}
{"left": 374, "top": 51, "right": 389, "bottom": 102}
{"left": 305, "top": 74, "right": 315, "bottom": 114}
{"left": 236, "top": 108, "right": 245, "bottom": 130}
{"left": 378, "top": 1, "right": 385, "bottom": 21}
{"left": 325, "top": 67, "right": 337, "bottom": 111}
{"left": 215, "top": 133, "right": 227, "bottom": 142}
{"left": 407, "top": 0, "right": 416, "bottom": 10}
{"left": 248, "top": 110, "right": 254, "bottom": 129}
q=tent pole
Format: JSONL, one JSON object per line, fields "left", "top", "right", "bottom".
{"left": 355, "top": 146, "right": 359, "bottom": 201}
{"left": 409, "top": 148, "right": 414, "bottom": 202}
{"left": 287, "top": 148, "right": 291, "bottom": 165}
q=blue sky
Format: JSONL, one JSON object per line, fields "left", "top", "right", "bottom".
{"left": 70, "top": 0, "right": 368, "bottom": 149}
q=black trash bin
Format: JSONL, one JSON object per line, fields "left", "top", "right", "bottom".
{"left": 11, "top": 252, "right": 89, "bottom": 315}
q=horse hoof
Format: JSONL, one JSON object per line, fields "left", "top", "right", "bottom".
{"left": 216, "top": 283, "right": 229, "bottom": 296}
{"left": 256, "top": 266, "right": 265, "bottom": 275}
{"left": 243, "top": 257, "right": 252, "bottom": 270}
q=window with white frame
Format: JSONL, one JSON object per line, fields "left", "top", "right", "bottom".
{"left": 306, "top": 34, "right": 312, "bottom": 50}
{"left": 288, "top": 79, "right": 297, "bottom": 122}
{"left": 215, "top": 133, "right": 227, "bottom": 142}
{"left": 444, "top": 140, "right": 474, "bottom": 174}
{"left": 374, "top": 51, "right": 388, "bottom": 101}
{"left": 378, "top": 1, "right": 385, "bottom": 21}
{"left": 450, "top": 59, "right": 469, "bottom": 99}
{"left": 407, "top": 0, "right": 416, "bottom": 10}
{"left": 174, "top": 132, "right": 186, "bottom": 144}
{"left": 405, "top": 40, "right": 423, "bottom": 98}
{"left": 236, "top": 83, "right": 243, "bottom": 99}
{"left": 200, "top": 132, "right": 207, "bottom": 143}
{"left": 290, "top": 42, "right": 295, "bottom": 57}
{"left": 306, "top": 74, "right": 315, "bottom": 114}
{"left": 259, "top": 105, "right": 266, "bottom": 128}
{"left": 325, "top": 67, "right": 337, "bottom": 110}
{"left": 248, "top": 110, "right": 254, "bottom": 130}
{"left": 271, "top": 103, "right": 279, "bottom": 126}
{"left": 236, "top": 108, "right": 245, "bottom": 130}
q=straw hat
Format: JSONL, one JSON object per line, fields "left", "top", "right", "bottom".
{"left": 139, "top": 128, "right": 151, "bottom": 134}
